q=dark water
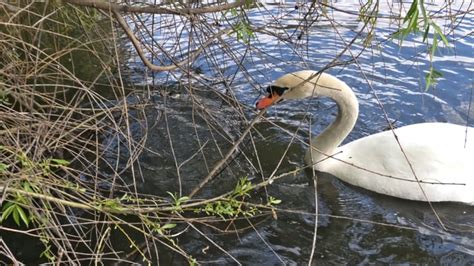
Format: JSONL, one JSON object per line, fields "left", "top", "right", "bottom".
{"left": 122, "top": 1, "right": 474, "bottom": 264}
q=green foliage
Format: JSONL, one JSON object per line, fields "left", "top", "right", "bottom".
{"left": 64, "top": 180, "right": 87, "bottom": 193}
{"left": 397, "top": 0, "right": 421, "bottom": 40}
{"left": 424, "top": 23, "right": 448, "bottom": 90}
{"left": 267, "top": 196, "right": 282, "bottom": 205}
{"left": 22, "top": 179, "right": 40, "bottom": 193}
{"left": 1, "top": 145, "right": 71, "bottom": 260}
{"left": 189, "top": 256, "right": 198, "bottom": 266}
{"left": 97, "top": 198, "right": 126, "bottom": 212}
{"left": 425, "top": 66, "right": 443, "bottom": 90}
{"left": 119, "top": 192, "right": 144, "bottom": 204}
{"left": 142, "top": 216, "right": 177, "bottom": 250}
{"left": 0, "top": 163, "right": 8, "bottom": 172}
{"left": 16, "top": 151, "right": 34, "bottom": 171}
{"left": 193, "top": 177, "right": 282, "bottom": 219}
{"left": 0, "top": 179, "right": 57, "bottom": 263}
{"left": 225, "top": 7, "right": 255, "bottom": 44}
{"left": 0, "top": 180, "right": 39, "bottom": 227}
{"left": 358, "top": 0, "right": 378, "bottom": 43}
{"left": 96, "top": 193, "right": 153, "bottom": 213}
{"left": 39, "top": 233, "right": 55, "bottom": 262}
{"left": 2, "top": 145, "right": 70, "bottom": 177}
{"left": 167, "top": 192, "right": 190, "bottom": 214}
{"left": 39, "top": 158, "right": 70, "bottom": 176}
{"left": 391, "top": 0, "right": 450, "bottom": 90}
{"left": 1, "top": 201, "right": 29, "bottom": 227}
{"left": 200, "top": 198, "right": 260, "bottom": 219}
{"left": 235, "top": 20, "right": 255, "bottom": 44}
{"left": 193, "top": 177, "right": 276, "bottom": 219}
{"left": 150, "top": 221, "right": 177, "bottom": 236}
{"left": 233, "top": 177, "right": 254, "bottom": 197}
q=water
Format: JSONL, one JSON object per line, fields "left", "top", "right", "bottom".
{"left": 121, "top": 1, "right": 474, "bottom": 264}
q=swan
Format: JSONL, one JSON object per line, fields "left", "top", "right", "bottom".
{"left": 256, "top": 70, "right": 474, "bottom": 205}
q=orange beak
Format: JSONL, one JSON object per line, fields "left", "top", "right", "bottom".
{"left": 256, "top": 93, "right": 280, "bottom": 110}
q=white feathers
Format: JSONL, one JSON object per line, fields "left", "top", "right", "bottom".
{"left": 273, "top": 71, "right": 473, "bottom": 205}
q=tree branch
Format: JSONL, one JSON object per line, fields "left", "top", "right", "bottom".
{"left": 65, "top": 0, "right": 250, "bottom": 15}
{"left": 112, "top": 9, "right": 232, "bottom": 72}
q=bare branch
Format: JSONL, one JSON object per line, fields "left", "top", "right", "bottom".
{"left": 112, "top": 9, "right": 232, "bottom": 72}
{"left": 65, "top": 0, "right": 250, "bottom": 15}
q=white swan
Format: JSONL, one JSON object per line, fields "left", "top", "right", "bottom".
{"left": 257, "top": 70, "right": 474, "bottom": 205}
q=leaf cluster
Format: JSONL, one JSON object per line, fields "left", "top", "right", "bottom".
{"left": 193, "top": 177, "right": 281, "bottom": 220}
{"left": 392, "top": 0, "right": 451, "bottom": 89}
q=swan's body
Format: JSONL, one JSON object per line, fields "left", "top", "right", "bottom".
{"left": 257, "top": 70, "right": 474, "bottom": 205}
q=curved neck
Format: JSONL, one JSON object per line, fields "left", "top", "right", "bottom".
{"left": 281, "top": 72, "right": 359, "bottom": 166}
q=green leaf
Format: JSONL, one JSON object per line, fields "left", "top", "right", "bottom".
{"left": 178, "top": 196, "right": 190, "bottom": 203}
{"left": 425, "top": 67, "right": 443, "bottom": 90}
{"left": 431, "top": 31, "right": 438, "bottom": 58}
{"left": 244, "top": 0, "right": 253, "bottom": 8}
{"left": 390, "top": 30, "right": 406, "bottom": 41}
{"left": 1, "top": 202, "right": 15, "bottom": 222}
{"left": 160, "top": 223, "right": 176, "bottom": 230}
{"left": 120, "top": 193, "right": 129, "bottom": 201}
{"left": 23, "top": 181, "right": 31, "bottom": 192}
{"left": 40, "top": 244, "right": 55, "bottom": 261}
{"left": 167, "top": 191, "right": 177, "bottom": 201}
{"left": 438, "top": 32, "right": 449, "bottom": 47}
{"left": 268, "top": 196, "right": 281, "bottom": 205}
{"left": 50, "top": 158, "right": 69, "bottom": 166}
{"left": 0, "top": 163, "right": 8, "bottom": 172}
{"left": 419, "top": 0, "right": 428, "bottom": 23}
{"left": 189, "top": 257, "right": 198, "bottom": 266}
{"left": 425, "top": 72, "right": 433, "bottom": 90}
{"left": 16, "top": 205, "right": 29, "bottom": 227}
{"left": 407, "top": 9, "right": 419, "bottom": 32}
{"left": 12, "top": 205, "right": 21, "bottom": 226}
{"left": 422, "top": 24, "right": 430, "bottom": 42}
{"left": 431, "top": 23, "right": 449, "bottom": 47}
{"left": 404, "top": 1, "right": 418, "bottom": 24}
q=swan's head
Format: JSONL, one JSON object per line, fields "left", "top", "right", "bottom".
{"left": 255, "top": 85, "right": 289, "bottom": 110}
{"left": 256, "top": 71, "right": 321, "bottom": 110}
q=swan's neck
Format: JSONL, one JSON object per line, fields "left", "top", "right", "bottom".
{"left": 285, "top": 72, "right": 359, "bottom": 167}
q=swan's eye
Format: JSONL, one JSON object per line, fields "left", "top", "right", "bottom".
{"left": 266, "top": 85, "right": 289, "bottom": 96}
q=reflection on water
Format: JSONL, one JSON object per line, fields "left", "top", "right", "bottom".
{"left": 124, "top": 0, "right": 474, "bottom": 264}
